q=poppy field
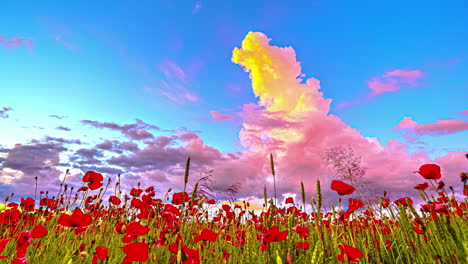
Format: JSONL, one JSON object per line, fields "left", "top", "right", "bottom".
{"left": 0, "top": 158, "right": 467, "bottom": 264}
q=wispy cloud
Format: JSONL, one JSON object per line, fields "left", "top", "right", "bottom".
{"left": 56, "top": 126, "right": 71, "bottom": 131}
{"left": 394, "top": 116, "right": 468, "bottom": 136}
{"left": 368, "top": 69, "right": 425, "bottom": 95}
{"left": 0, "top": 35, "right": 34, "bottom": 50}
{"left": 192, "top": 1, "right": 202, "bottom": 14}
{"left": 337, "top": 69, "right": 425, "bottom": 110}
{"left": 210, "top": 110, "right": 235, "bottom": 121}
{"left": 81, "top": 119, "right": 159, "bottom": 140}
{"left": 0, "top": 107, "right": 13, "bottom": 118}
{"left": 153, "top": 59, "right": 200, "bottom": 104}
{"left": 38, "top": 16, "right": 78, "bottom": 51}
{"left": 49, "top": 114, "right": 67, "bottom": 119}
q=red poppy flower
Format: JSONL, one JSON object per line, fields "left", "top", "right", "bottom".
{"left": 11, "top": 257, "right": 28, "bottom": 264}
{"left": 436, "top": 181, "right": 445, "bottom": 190}
{"left": 0, "top": 238, "right": 10, "bottom": 255}
{"left": 337, "top": 244, "right": 364, "bottom": 263}
{"left": 292, "top": 225, "right": 308, "bottom": 238}
{"left": 39, "top": 198, "right": 56, "bottom": 208}
{"left": 381, "top": 198, "right": 390, "bottom": 208}
{"left": 92, "top": 246, "right": 108, "bottom": 264}
{"left": 58, "top": 208, "right": 92, "bottom": 228}
{"left": 222, "top": 204, "right": 231, "bottom": 212}
{"left": 331, "top": 180, "right": 356, "bottom": 196}
{"left": 31, "top": 224, "right": 48, "bottom": 239}
{"left": 285, "top": 197, "right": 294, "bottom": 204}
{"left": 261, "top": 225, "right": 288, "bottom": 245}
{"left": 15, "top": 231, "right": 31, "bottom": 258}
{"left": 123, "top": 222, "right": 150, "bottom": 243}
{"left": 77, "top": 186, "right": 89, "bottom": 192}
{"left": 130, "top": 188, "right": 143, "bottom": 197}
{"left": 207, "top": 199, "right": 216, "bottom": 204}
{"left": 20, "top": 198, "right": 35, "bottom": 212}
{"left": 296, "top": 241, "right": 310, "bottom": 250}
{"left": 181, "top": 245, "right": 200, "bottom": 264}
{"left": 115, "top": 222, "right": 126, "bottom": 234}
{"left": 194, "top": 229, "right": 218, "bottom": 242}
{"left": 7, "top": 202, "right": 19, "bottom": 209}
{"left": 109, "top": 196, "right": 121, "bottom": 205}
{"left": 0, "top": 208, "right": 22, "bottom": 226}
{"left": 122, "top": 242, "right": 149, "bottom": 262}
{"left": 394, "top": 197, "right": 413, "bottom": 207}
{"left": 347, "top": 198, "right": 364, "bottom": 213}
{"left": 172, "top": 192, "right": 190, "bottom": 205}
{"left": 82, "top": 171, "right": 104, "bottom": 190}
{"left": 414, "top": 164, "right": 442, "bottom": 180}
{"left": 414, "top": 182, "right": 429, "bottom": 191}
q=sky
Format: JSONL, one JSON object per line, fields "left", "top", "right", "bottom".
{"left": 1, "top": 0, "right": 467, "bottom": 208}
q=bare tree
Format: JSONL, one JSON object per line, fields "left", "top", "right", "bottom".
{"left": 321, "top": 145, "right": 379, "bottom": 206}
{"left": 320, "top": 144, "right": 365, "bottom": 185}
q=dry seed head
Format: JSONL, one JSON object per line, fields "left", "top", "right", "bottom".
{"left": 184, "top": 156, "right": 191, "bottom": 185}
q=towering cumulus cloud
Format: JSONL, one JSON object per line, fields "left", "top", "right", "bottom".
{"left": 225, "top": 32, "right": 465, "bottom": 200}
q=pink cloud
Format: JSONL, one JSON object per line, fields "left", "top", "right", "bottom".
{"left": 160, "top": 59, "right": 187, "bottom": 82}
{"left": 210, "top": 110, "right": 235, "bottom": 121}
{"left": 446, "top": 57, "right": 462, "bottom": 67}
{"left": 224, "top": 32, "right": 466, "bottom": 202}
{"left": 368, "top": 69, "right": 425, "bottom": 95}
{"left": 0, "top": 34, "right": 34, "bottom": 50}
{"left": 394, "top": 117, "right": 468, "bottom": 136}
{"left": 157, "top": 59, "right": 200, "bottom": 104}
{"left": 459, "top": 109, "right": 468, "bottom": 116}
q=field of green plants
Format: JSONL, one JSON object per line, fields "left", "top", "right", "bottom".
{"left": 0, "top": 157, "right": 467, "bottom": 264}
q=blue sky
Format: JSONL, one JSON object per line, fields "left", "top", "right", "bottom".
{"left": 1, "top": 0, "right": 467, "bottom": 202}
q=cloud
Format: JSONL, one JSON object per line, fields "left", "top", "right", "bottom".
{"left": 394, "top": 116, "right": 468, "bottom": 136}
{"left": 49, "top": 114, "right": 67, "bottom": 119}
{"left": 152, "top": 59, "right": 200, "bottom": 104}
{"left": 0, "top": 107, "right": 13, "bottom": 118}
{"left": 56, "top": 126, "right": 71, "bottom": 131}
{"left": 0, "top": 35, "right": 34, "bottom": 50}
{"left": 192, "top": 1, "right": 202, "bottom": 14}
{"left": 38, "top": 16, "right": 78, "bottom": 51}
{"left": 368, "top": 69, "right": 425, "bottom": 95}
{"left": 0, "top": 138, "right": 71, "bottom": 197}
{"left": 225, "top": 31, "right": 466, "bottom": 202}
{"left": 81, "top": 119, "right": 159, "bottom": 140}
{"left": 459, "top": 109, "right": 468, "bottom": 116}
{"left": 210, "top": 110, "right": 235, "bottom": 121}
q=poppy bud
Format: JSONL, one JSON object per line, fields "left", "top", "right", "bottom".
{"left": 79, "top": 243, "right": 85, "bottom": 252}
{"left": 460, "top": 172, "right": 468, "bottom": 182}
